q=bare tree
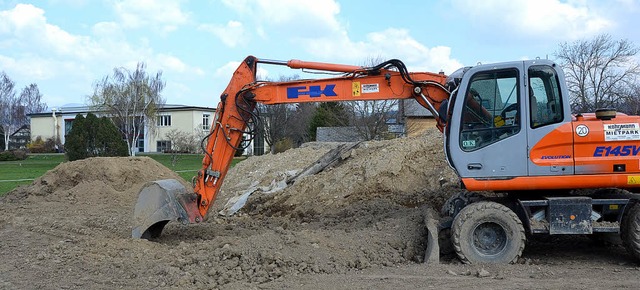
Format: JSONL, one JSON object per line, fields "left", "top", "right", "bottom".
{"left": 345, "top": 99, "right": 398, "bottom": 140}
{"left": 0, "top": 72, "right": 17, "bottom": 150}
{"left": 288, "top": 102, "right": 316, "bottom": 145}
{"left": 163, "top": 128, "right": 202, "bottom": 166}
{"left": 259, "top": 102, "right": 293, "bottom": 153}
{"left": 164, "top": 128, "right": 200, "bottom": 153}
{"left": 555, "top": 34, "right": 640, "bottom": 113}
{"left": 21, "top": 84, "right": 47, "bottom": 116}
{"left": 0, "top": 72, "right": 47, "bottom": 150}
{"left": 621, "top": 82, "right": 640, "bottom": 115}
{"left": 341, "top": 57, "right": 399, "bottom": 140}
{"left": 258, "top": 75, "right": 305, "bottom": 153}
{"left": 90, "top": 62, "right": 166, "bottom": 156}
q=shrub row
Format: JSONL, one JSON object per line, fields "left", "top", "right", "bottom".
{"left": 0, "top": 150, "right": 27, "bottom": 161}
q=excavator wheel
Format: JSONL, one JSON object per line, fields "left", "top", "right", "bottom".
{"left": 437, "top": 221, "right": 454, "bottom": 255}
{"left": 441, "top": 191, "right": 483, "bottom": 217}
{"left": 621, "top": 201, "right": 640, "bottom": 261}
{"left": 452, "top": 201, "right": 525, "bottom": 264}
{"left": 439, "top": 191, "right": 483, "bottom": 255}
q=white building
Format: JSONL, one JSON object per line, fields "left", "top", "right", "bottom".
{"left": 29, "top": 104, "right": 215, "bottom": 153}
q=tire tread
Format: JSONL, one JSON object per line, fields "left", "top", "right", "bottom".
{"left": 452, "top": 201, "right": 525, "bottom": 264}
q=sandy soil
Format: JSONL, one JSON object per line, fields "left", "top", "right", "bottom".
{"left": 1, "top": 129, "right": 639, "bottom": 289}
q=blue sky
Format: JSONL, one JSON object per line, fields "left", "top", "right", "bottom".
{"left": 1, "top": 0, "right": 639, "bottom": 109}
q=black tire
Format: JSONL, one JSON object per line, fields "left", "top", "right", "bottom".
{"left": 441, "top": 191, "right": 483, "bottom": 217}
{"left": 452, "top": 201, "right": 525, "bottom": 264}
{"left": 621, "top": 201, "right": 640, "bottom": 261}
{"left": 438, "top": 223, "right": 454, "bottom": 255}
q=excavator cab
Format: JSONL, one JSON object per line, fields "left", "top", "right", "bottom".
{"left": 445, "top": 59, "right": 572, "bottom": 181}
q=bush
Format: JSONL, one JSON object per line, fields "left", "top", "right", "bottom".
{"left": 65, "top": 113, "right": 129, "bottom": 161}
{"left": 27, "top": 136, "right": 58, "bottom": 153}
{"left": 273, "top": 138, "right": 293, "bottom": 154}
{"left": 0, "top": 149, "right": 28, "bottom": 161}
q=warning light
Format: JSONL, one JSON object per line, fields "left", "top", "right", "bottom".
{"left": 570, "top": 215, "right": 576, "bottom": 220}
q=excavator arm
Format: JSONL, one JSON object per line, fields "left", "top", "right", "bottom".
{"left": 132, "top": 55, "right": 451, "bottom": 239}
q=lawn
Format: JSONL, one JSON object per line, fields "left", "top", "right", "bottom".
{"left": 0, "top": 154, "right": 66, "bottom": 195}
{"left": 0, "top": 153, "right": 244, "bottom": 196}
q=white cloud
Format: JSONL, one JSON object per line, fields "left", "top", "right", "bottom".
{"left": 155, "top": 54, "right": 204, "bottom": 76}
{"left": 113, "top": 0, "right": 190, "bottom": 33}
{"left": 91, "top": 21, "right": 123, "bottom": 38}
{"left": 221, "top": 0, "right": 342, "bottom": 39}
{"left": 199, "top": 21, "right": 247, "bottom": 48}
{"left": 0, "top": 4, "right": 107, "bottom": 61}
{"left": 0, "top": 3, "right": 204, "bottom": 107}
{"left": 452, "top": 0, "right": 612, "bottom": 41}
{"left": 0, "top": 55, "right": 56, "bottom": 80}
{"left": 219, "top": 0, "right": 461, "bottom": 74}
{"left": 214, "top": 61, "right": 268, "bottom": 81}
{"left": 0, "top": 4, "right": 199, "bottom": 77}
{"left": 296, "top": 28, "right": 463, "bottom": 74}
{"left": 215, "top": 61, "right": 241, "bottom": 78}
{"left": 47, "top": 0, "right": 87, "bottom": 7}
{"left": 163, "top": 81, "right": 193, "bottom": 105}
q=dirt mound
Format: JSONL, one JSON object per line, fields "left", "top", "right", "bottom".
{"left": 5, "top": 157, "right": 186, "bottom": 203}
{"left": 217, "top": 128, "right": 458, "bottom": 217}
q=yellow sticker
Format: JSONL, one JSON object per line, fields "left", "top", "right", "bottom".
{"left": 352, "top": 82, "right": 360, "bottom": 97}
{"left": 609, "top": 204, "right": 619, "bottom": 210}
{"left": 629, "top": 176, "right": 640, "bottom": 185}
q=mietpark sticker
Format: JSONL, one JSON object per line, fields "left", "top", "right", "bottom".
{"left": 604, "top": 123, "right": 640, "bottom": 141}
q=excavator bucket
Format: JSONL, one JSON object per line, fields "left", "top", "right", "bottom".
{"left": 132, "top": 179, "right": 202, "bottom": 239}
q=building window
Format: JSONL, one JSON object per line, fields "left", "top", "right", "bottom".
{"left": 157, "top": 140, "right": 171, "bottom": 153}
{"left": 157, "top": 114, "right": 171, "bottom": 127}
{"left": 64, "top": 119, "right": 74, "bottom": 136}
{"left": 202, "top": 113, "right": 211, "bottom": 130}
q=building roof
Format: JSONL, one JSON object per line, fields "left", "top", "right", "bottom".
{"left": 28, "top": 103, "right": 216, "bottom": 117}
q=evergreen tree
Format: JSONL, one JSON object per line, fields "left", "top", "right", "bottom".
{"left": 97, "top": 116, "right": 128, "bottom": 157}
{"left": 308, "top": 102, "right": 349, "bottom": 140}
{"left": 65, "top": 113, "right": 128, "bottom": 161}
{"left": 65, "top": 114, "right": 87, "bottom": 161}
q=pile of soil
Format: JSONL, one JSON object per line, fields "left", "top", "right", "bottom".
{"left": 217, "top": 130, "right": 459, "bottom": 217}
{"left": 1, "top": 130, "right": 638, "bottom": 289}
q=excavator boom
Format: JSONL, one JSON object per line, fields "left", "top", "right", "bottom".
{"left": 132, "top": 55, "right": 451, "bottom": 239}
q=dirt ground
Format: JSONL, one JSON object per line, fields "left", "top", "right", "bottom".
{"left": 1, "top": 128, "right": 639, "bottom": 289}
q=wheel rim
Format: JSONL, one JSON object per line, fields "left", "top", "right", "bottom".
{"left": 472, "top": 222, "right": 507, "bottom": 256}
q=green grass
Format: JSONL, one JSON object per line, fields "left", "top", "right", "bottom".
{"left": 0, "top": 153, "right": 245, "bottom": 196}
{"left": 0, "top": 154, "right": 66, "bottom": 195}
{"left": 139, "top": 153, "right": 205, "bottom": 183}
{"left": 139, "top": 154, "right": 244, "bottom": 184}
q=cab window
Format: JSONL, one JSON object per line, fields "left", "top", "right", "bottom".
{"left": 460, "top": 69, "right": 520, "bottom": 151}
{"left": 528, "top": 65, "right": 563, "bottom": 128}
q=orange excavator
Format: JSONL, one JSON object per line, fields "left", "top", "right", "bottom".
{"left": 133, "top": 55, "right": 640, "bottom": 264}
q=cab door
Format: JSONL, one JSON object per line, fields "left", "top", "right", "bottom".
{"left": 525, "top": 62, "right": 574, "bottom": 176}
{"left": 447, "top": 62, "right": 529, "bottom": 179}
